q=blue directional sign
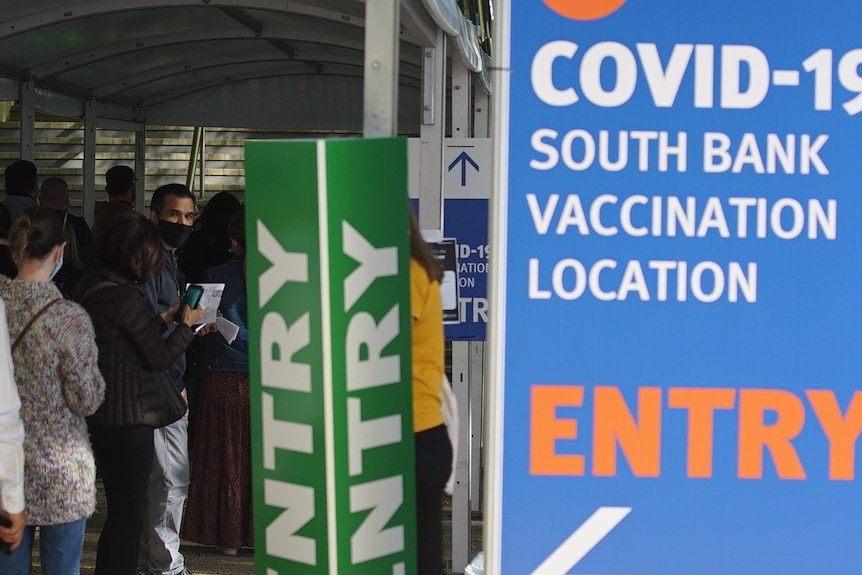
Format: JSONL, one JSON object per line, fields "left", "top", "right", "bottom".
{"left": 442, "top": 140, "right": 491, "bottom": 341}
{"left": 408, "top": 197, "right": 489, "bottom": 341}
{"left": 411, "top": 138, "right": 491, "bottom": 341}
{"left": 489, "top": 2, "right": 862, "bottom": 574}
{"left": 443, "top": 198, "right": 488, "bottom": 340}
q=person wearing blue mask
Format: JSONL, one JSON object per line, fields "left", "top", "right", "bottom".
{"left": 39, "top": 177, "right": 92, "bottom": 297}
{"left": 0, "top": 206, "right": 105, "bottom": 575}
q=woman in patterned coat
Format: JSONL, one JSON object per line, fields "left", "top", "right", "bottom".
{"left": 0, "top": 206, "right": 105, "bottom": 575}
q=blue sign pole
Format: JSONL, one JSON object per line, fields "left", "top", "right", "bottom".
{"left": 487, "top": 1, "right": 862, "bottom": 574}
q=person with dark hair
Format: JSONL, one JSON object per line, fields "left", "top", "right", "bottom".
{"left": 182, "top": 208, "right": 252, "bottom": 555}
{"left": 39, "top": 177, "right": 93, "bottom": 296}
{"left": 139, "top": 182, "right": 200, "bottom": 575}
{"left": 36, "top": 177, "right": 68, "bottom": 211}
{"left": 73, "top": 211, "right": 204, "bottom": 575}
{"left": 0, "top": 206, "right": 105, "bottom": 575}
{"left": 0, "top": 203, "right": 15, "bottom": 278}
{"left": 178, "top": 191, "right": 241, "bottom": 284}
{"left": 92, "top": 165, "right": 136, "bottom": 244}
{"left": 1, "top": 160, "right": 38, "bottom": 221}
{"left": 40, "top": 176, "right": 94, "bottom": 266}
{"left": 176, "top": 192, "right": 241, "bottom": 442}
{"left": 409, "top": 208, "right": 452, "bottom": 575}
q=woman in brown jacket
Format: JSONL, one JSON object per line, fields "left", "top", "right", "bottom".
{"left": 74, "top": 212, "right": 203, "bottom": 575}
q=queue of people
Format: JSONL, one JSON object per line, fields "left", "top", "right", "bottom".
{"left": 0, "top": 160, "right": 453, "bottom": 575}
{"left": 0, "top": 164, "right": 211, "bottom": 575}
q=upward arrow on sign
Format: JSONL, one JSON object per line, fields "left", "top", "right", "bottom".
{"left": 448, "top": 151, "right": 480, "bottom": 186}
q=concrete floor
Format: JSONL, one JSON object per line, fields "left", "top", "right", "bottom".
{"left": 85, "top": 479, "right": 255, "bottom": 575}
{"left": 25, "top": 481, "right": 482, "bottom": 575}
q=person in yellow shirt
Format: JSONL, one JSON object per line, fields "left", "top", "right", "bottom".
{"left": 409, "top": 209, "right": 452, "bottom": 575}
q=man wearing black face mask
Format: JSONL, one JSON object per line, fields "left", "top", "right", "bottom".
{"left": 138, "top": 183, "right": 197, "bottom": 575}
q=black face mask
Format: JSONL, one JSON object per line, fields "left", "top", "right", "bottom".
{"left": 156, "top": 219, "right": 193, "bottom": 248}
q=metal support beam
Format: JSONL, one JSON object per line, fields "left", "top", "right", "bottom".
{"left": 83, "top": 99, "right": 97, "bottom": 225}
{"left": 363, "top": 0, "right": 400, "bottom": 137}
{"left": 135, "top": 127, "right": 147, "bottom": 213}
{"left": 199, "top": 127, "right": 206, "bottom": 199}
{"left": 19, "top": 81, "right": 35, "bottom": 161}
{"left": 186, "top": 127, "right": 203, "bottom": 193}
{"left": 450, "top": 54, "right": 475, "bottom": 573}
{"left": 451, "top": 58, "right": 472, "bottom": 138}
{"left": 421, "top": 45, "right": 437, "bottom": 126}
{"left": 418, "top": 30, "right": 446, "bottom": 232}
{"left": 469, "top": 341, "right": 484, "bottom": 514}
{"left": 471, "top": 87, "right": 491, "bottom": 509}
{"left": 95, "top": 117, "right": 145, "bottom": 132}
{"left": 451, "top": 341, "right": 471, "bottom": 573}
{"left": 473, "top": 81, "right": 490, "bottom": 138}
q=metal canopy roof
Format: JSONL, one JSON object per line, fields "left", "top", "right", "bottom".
{"left": 0, "top": 0, "right": 485, "bottom": 131}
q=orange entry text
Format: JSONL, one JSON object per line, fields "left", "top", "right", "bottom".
{"left": 529, "top": 385, "right": 862, "bottom": 480}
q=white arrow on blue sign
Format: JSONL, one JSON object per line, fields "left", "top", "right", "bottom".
{"left": 531, "top": 507, "right": 631, "bottom": 575}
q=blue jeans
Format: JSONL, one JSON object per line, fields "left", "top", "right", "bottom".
{"left": 0, "top": 518, "right": 87, "bottom": 575}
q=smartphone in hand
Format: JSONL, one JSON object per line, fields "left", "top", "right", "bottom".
{"left": 175, "top": 284, "right": 205, "bottom": 322}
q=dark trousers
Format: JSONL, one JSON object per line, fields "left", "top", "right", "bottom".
{"left": 415, "top": 424, "right": 453, "bottom": 575}
{"left": 90, "top": 424, "right": 155, "bottom": 575}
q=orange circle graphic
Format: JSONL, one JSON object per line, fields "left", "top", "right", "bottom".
{"left": 542, "top": 0, "right": 628, "bottom": 20}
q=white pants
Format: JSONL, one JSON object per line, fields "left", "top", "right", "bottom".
{"left": 138, "top": 416, "right": 189, "bottom": 575}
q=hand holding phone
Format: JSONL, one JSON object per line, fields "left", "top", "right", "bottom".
{"left": 175, "top": 285, "right": 204, "bottom": 322}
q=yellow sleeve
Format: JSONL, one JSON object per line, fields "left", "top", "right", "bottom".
{"left": 410, "top": 259, "right": 445, "bottom": 432}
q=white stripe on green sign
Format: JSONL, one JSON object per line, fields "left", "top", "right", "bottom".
{"left": 247, "top": 137, "right": 416, "bottom": 575}
{"left": 316, "top": 139, "right": 339, "bottom": 574}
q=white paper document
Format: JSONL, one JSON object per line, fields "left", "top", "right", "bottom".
{"left": 215, "top": 317, "right": 240, "bottom": 345}
{"left": 186, "top": 283, "right": 225, "bottom": 325}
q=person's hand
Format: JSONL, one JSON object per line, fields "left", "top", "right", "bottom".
{"left": 0, "top": 509, "right": 25, "bottom": 551}
{"left": 180, "top": 304, "right": 205, "bottom": 328}
{"left": 195, "top": 323, "right": 218, "bottom": 336}
{"left": 159, "top": 303, "right": 180, "bottom": 324}
{"left": 180, "top": 388, "right": 189, "bottom": 417}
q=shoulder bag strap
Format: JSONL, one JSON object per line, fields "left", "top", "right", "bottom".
{"left": 11, "top": 298, "right": 62, "bottom": 353}
{"left": 78, "top": 280, "right": 119, "bottom": 305}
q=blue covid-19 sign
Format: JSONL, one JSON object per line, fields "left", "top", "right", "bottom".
{"left": 490, "top": 1, "right": 862, "bottom": 574}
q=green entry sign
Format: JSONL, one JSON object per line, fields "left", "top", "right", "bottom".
{"left": 245, "top": 138, "right": 416, "bottom": 575}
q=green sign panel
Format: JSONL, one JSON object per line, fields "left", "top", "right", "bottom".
{"left": 245, "top": 138, "right": 416, "bottom": 575}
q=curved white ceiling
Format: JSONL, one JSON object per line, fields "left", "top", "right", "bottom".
{"left": 0, "top": 0, "right": 489, "bottom": 131}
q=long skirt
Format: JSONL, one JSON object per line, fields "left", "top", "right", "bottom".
{"left": 182, "top": 371, "right": 254, "bottom": 549}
